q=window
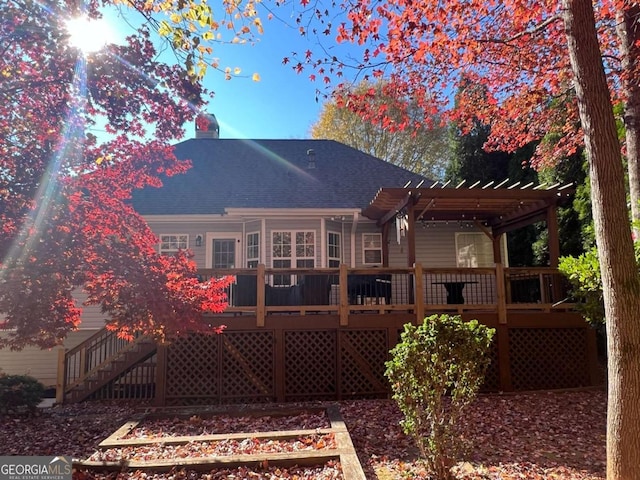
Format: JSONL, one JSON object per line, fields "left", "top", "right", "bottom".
{"left": 327, "top": 232, "right": 341, "bottom": 267}
{"left": 212, "top": 239, "right": 236, "bottom": 268}
{"left": 455, "top": 232, "right": 496, "bottom": 267}
{"left": 246, "top": 232, "right": 259, "bottom": 268}
{"left": 159, "top": 234, "right": 188, "bottom": 255}
{"left": 295, "top": 231, "right": 315, "bottom": 267}
{"left": 272, "top": 231, "right": 315, "bottom": 285}
{"left": 362, "top": 233, "right": 382, "bottom": 265}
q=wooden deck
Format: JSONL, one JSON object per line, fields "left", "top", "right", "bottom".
{"left": 198, "top": 264, "right": 577, "bottom": 322}
{"left": 58, "top": 265, "right": 601, "bottom": 405}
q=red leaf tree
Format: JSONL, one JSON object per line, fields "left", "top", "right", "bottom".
{"left": 0, "top": 1, "right": 232, "bottom": 349}
{"left": 288, "top": 0, "right": 640, "bottom": 476}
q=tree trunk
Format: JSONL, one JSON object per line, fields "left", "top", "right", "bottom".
{"left": 616, "top": 5, "right": 640, "bottom": 237}
{"left": 562, "top": 0, "right": 640, "bottom": 478}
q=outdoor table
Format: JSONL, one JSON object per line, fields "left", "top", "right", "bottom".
{"left": 432, "top": 281, "right": 478, "bottom": 304}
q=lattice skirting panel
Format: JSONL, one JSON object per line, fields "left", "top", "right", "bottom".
{"left": 282, "top": 329, "right": 390, "bottom": 401}
{"left": 160, "top": 323, "right": 595, "bottom": 405}
{"left": 165, "top": 329, "right": 392, "bottom": 404}
{"left": 508, "top": 327, "right": 590, "bottom": 390}
{"left": 339, "top": 329, "right": 389, "bottom": 399}
{"left": 165, "top": 331, "right": 275, "bottom": 405}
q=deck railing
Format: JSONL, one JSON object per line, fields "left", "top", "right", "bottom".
{"left": 56, "top": 328, "right": 147, "bottom": 403}
{"left": 198, "top": 264, "right": 574, "bottom": 325}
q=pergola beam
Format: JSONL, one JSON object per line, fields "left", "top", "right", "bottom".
{"left": 376, "top": 191, "right": 416, "bottom": 227}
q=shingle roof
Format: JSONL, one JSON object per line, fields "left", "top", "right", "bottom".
{"left": 132, "top": 139, "right": 431, "bottom": 215}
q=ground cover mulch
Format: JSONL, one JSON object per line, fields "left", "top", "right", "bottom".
{"left": 0, "top": 389, "right": 606, "bottom": 479}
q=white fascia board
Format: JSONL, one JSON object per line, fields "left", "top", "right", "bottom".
{"left": 142, "top": 214, "right": 228, "bottom": 223}
{"left": 143, "top": 209, "right": 373, "bottom": 223}
{"left": 224, "top": 208, "right": 361, "bottom": 218}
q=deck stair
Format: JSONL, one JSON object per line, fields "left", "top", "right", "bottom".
{"left": 61, "top": 329, "right": 157, "bottom": 403}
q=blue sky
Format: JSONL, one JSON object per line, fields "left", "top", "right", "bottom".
{"left": 105, "top": 5, "right": 352, "bottom": 140}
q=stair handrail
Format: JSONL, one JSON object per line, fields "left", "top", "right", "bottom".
{"left": 61, "top": 328, "right": 148, "bottom": 395}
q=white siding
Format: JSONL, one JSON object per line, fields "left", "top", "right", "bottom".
{"left": 148, "top": 220, "right": 244, "bottom": 268}
{"left": 0, "top": 329, "right": 99, "bottom": 388}
{"left": 75, "top": 290, "right": 109, "bottom": 330}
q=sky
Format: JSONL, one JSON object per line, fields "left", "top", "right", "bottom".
{"left": 104, "top": 4, "right": 357, "bottom": 141}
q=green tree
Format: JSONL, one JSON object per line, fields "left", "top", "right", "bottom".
{"left": 535, "top": 151, "right": 593, "bottom": 262}
{"left": 311, "top": 81, "right": 451, "bottom": 179}
{"left": 447, "top": 117, "right": 541, "bottom": 267}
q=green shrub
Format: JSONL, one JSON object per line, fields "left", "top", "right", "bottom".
{"left": 558, "top": 248, "right": 605, "bottom": 326}
{"left": 385, "top": 314, "right": 495, "bottom": 480}
{"left": 0, "top": 374, "right": 46, "bottom": 414}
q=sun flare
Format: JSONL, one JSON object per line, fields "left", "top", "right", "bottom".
{"left": 66, "top": 16, "right": 114, "bottom": 54}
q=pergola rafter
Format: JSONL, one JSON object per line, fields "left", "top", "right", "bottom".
{"left": 362, "top": 181, "right": 574, "bottom": 267}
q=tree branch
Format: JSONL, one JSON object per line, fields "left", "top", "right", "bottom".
{"left": 479, "top": 14, "right": 562, "bottom": 44}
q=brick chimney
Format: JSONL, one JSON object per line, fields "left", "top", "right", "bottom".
{"left": 195, "top": 113, "right": 220, "bottom": 139}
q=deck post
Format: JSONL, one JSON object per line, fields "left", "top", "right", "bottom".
{"left": 339, "top": 264, "right": 349, "bottom": 326}
{"left": 55, "top": 347, "right": 66, "bottom": 404}
{"left": 547, "top": 204, "right": 560, "bottom": 268}
{"left": 414, "top": 263, "right": 425, "bottom": 324}
{"left": 154, "top": 342, "right": 168, "bottom": 406}
{"left": 495, "top": 263, "right": 507, "bottom": 325}
{"left": 382, "top": 222, "right": 390, "bottom": 267}
{"left": 256, "top": 264, "right": 266, "bottom": 327}
{"left": 494, "top": 262, "right": 512, "bottom": 391}
{"left": 546, "top": 205, "right": 565, "bottom": 303}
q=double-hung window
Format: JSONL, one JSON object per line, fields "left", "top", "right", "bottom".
{"left": 362, "top": 233, "right": 383, "bottom": 265}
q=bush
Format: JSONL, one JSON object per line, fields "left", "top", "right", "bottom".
{"left": 385, "top": 314, "right": 495, "bottom": 480}
{"left": 558, "top": 248, "right": 605, "bottom": 326}
{"left": 0, "top": 374, "right": 46, "bottom": 414}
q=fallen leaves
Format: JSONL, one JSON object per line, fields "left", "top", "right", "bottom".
{"left": 0, "top": 390, "right": 606, "bottom": 479}
{"left": 122, "top": 411, "right": 331, "bottom": 439}
{"left": 75, "top": 462, "right": 344, "bottom": 479}
{"left": 340, "top": 389, "right": 606, "bottom": 479}
{"left": 89, "top": 434, "right": 337, "bottom": 462}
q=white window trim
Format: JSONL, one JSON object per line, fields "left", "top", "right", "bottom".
{"left": 362, "top": 232, "right": 383, "bottom": 266}
{"left": 205, "top": 232, "right": 242, "bottom": 269}
{"left": 158, "top": 233, "right": 189, "bottom": 255}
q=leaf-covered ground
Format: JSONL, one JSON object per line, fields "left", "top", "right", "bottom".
{"left": 340, "top": 390, "right": 606, "bottom": 479}
{"left": 122, "top": 411, "right": 331, "bottom": 439}
{"left": 0, "top": 389, "right": 605, "bottom": 479}
{"left": 89, "top": 434, "right": 337, "bottom": 462}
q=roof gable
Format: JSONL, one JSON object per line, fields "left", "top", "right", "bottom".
{"left": 132, "top": 139, "right": 431, "bottom": 215}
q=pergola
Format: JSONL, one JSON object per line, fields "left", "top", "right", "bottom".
{"left": 362, "top": 181, "right": 575, "bottom": 267}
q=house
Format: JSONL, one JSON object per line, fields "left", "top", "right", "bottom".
{"left": 1, "top": 115, "right": 600, "bottom": 404}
